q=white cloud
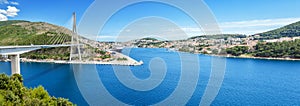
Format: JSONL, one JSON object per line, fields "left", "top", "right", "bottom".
{"left": 84, "top": 35, "right": 118, "bottom": 41}
{"left": 97, "top": 35, "right": 117, "bottom": 39}
{"left": 0, "top": 0, "right": 19, "bottom": 5}
{"left": 0, "top": 6, "right": 20, "bottom": 21}
{"left": 0, "top": 9, "right": 8, "bottom": 21}
{"left": 6, "top": 6, "right": 19, "bottom": 17}
{"left": 86, "top": 18, "right": 300, "bottom": 41}
{"left": 180, "top": 18, "right": 300, "bottom": 36}
{"left": 219, "top": 18, "right": 300, "bottom": 34}
{"left": 10, "top": 1, "right": 18, "bottom": 5}
{"left": 178, "top": 27, "right": 203, "bottom": 37}
{"left": 96, "top": 35, "right": 117, "bottom": 41}
{"left": 0, "top": 9, "right": 7, "bottom": 14}
{"left": 0, "top": 0, "right": 9, "bottom": 4}
{"left": 0, "top": 14, "right": 8, "bottom": 21}
{"left": 0, "top": 0, "right": 20, "bottom": 20}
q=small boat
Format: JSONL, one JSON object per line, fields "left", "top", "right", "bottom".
{"left": 4, "top": 59, "right": 9, "bottom": 62}
{"left": 134, "top": 60, "right": 143, "bottom": 66}
{"left": 139, "top": 60, "right": 143, "bottom": 64}
{"left": 167, "top": 48, "right": 176, "bottom": 52}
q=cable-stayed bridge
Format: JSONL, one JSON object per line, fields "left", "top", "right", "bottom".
{"left": 0, "top": 13, "right": 82, "bottom": 75}
{"left": 0, "top": 45, "right": 79, "bottom": 55}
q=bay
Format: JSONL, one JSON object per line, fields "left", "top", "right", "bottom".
{"left": 0, "top": 48, "right": 299, "bottom": 105}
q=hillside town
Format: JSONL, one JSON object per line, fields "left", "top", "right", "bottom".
{"left": 102, "top": 35, "right": 299, "bottom": 55}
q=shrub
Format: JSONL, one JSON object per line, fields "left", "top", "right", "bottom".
{"left": 0, "top": 73, "right": 75, "bottom": 105}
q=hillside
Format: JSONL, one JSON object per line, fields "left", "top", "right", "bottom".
{"left": 224, "top": 21, "right": 300, "bottom": 59}
{"left": 0, "top": 20, "right": 29, "bottom": 27}
{"left": 188, "top": 34, "right": 247, "bottom": 40}
{"left": 256, "top": 21, "right": 300, "bottom": 40}
{"left": 0, "top": 20, "right": 77, "bottom": 60}
{"left": 0, "top": 20, "right": 72, "bottom": 45}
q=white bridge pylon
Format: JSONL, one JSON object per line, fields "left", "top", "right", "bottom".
{"left": 69, "top": 12, "right": 82, "bottom": 62}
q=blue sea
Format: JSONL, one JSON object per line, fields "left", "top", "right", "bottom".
{"left": 0, "top": 48, "right": 300, "bottom": 106}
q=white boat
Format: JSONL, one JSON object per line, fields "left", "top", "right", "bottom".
{"left": 167, "top": 48, "right": 176, "bottom": 52}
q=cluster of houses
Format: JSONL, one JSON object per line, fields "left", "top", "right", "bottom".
{"left": 81, "top": 34, "right": 300, "bottom": 56}
{"left": 264, "top": 37, "right": 300, "bottom": 43}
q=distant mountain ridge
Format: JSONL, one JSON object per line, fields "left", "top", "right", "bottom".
{"left": 256, "top": 21, "right": 300, "bottom": 40}
{"left": 0, "top": 20, "right": 29, "bottom": 27}
{"left": 188, "top": 34, "right": 247, "bottom": 40}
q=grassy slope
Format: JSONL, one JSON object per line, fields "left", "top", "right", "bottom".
{"left": 0, "top": 21, "right": 71, "bottom": 45}
{"left": 0, "top": 20, "right": 28, "bottom": 27}
{"left": 0, "top": 20, "right": 72, "bottom": 60}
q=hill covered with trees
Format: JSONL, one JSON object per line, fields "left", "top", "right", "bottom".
{"left": 189, "top": 34, "right": 247, "bottom": 40}
{"left": 224, "top": 20, "right": 300, "bottom": 59}
{"left": 252, "top": 39, "right": 300, "bottom": 58}
{"left": 0, "top": 20, "right": 78, "bottom": 60}
{"left": 225, "top": 39, "right": 300, "bottom": 59}
{"left": 256, "top": 21, "right": 300, "bottom": 40}
{"left": 0, "top": 20, "right": 72, "bottom": 46}
{"left": 0, "top": 74, "right": 74, "bottom": 105}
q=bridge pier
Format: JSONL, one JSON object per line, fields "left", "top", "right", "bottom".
{"left": 10, "top": 54, "right": 20, "bottom": 75}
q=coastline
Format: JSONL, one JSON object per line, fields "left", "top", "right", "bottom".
{"left": 169, "top": 48, "right": 300, "bottom": 61}
{"left": 208, "top": 54, "right": 300, "bottom": 61}
{"left": 0, "top": 59, "right": 143, "bottom": 66}
{"left": 0, "top": 51, "right": 143, "bottom": 66}
{"left": 1, "top": 48, "right": 299, "bottom": 65}
{"left": 173, "top": 48, "right": 300, "bottom": 61}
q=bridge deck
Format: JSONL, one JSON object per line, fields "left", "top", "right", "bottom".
{"left": 0, "top": 44, "right": 81, "bottom": 75}
{"left": 0, "top": 45, "right": 80, "bottom": 55}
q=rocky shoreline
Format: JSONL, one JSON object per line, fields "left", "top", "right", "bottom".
{"left": 209, "top": 54, "right": 300, "bottom": 61}
{"left": 0, "top": 51, "right": 144, "bottom": 66}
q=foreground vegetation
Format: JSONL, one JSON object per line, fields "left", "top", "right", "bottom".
{"left": 0, "top": 74, "right": 74, "bottom": 105}
{"left": 226, "top": 39, "right": 300, "bottom": 59}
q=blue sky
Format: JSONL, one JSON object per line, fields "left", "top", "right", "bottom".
{"left": 205, "top": 0, "right": 300, "bottom": 22}
{"left": 1, "top": 0, "right": 300, "bottom": 41}
{"left": 0, "top": 0, "right": 94, "bottom": 25}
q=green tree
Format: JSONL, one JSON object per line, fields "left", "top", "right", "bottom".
{"left": 226, "top": 46, "right": 249, "bottom": 56}
{"left": 0, "top": 73, "right": 75, "bottom": 105}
